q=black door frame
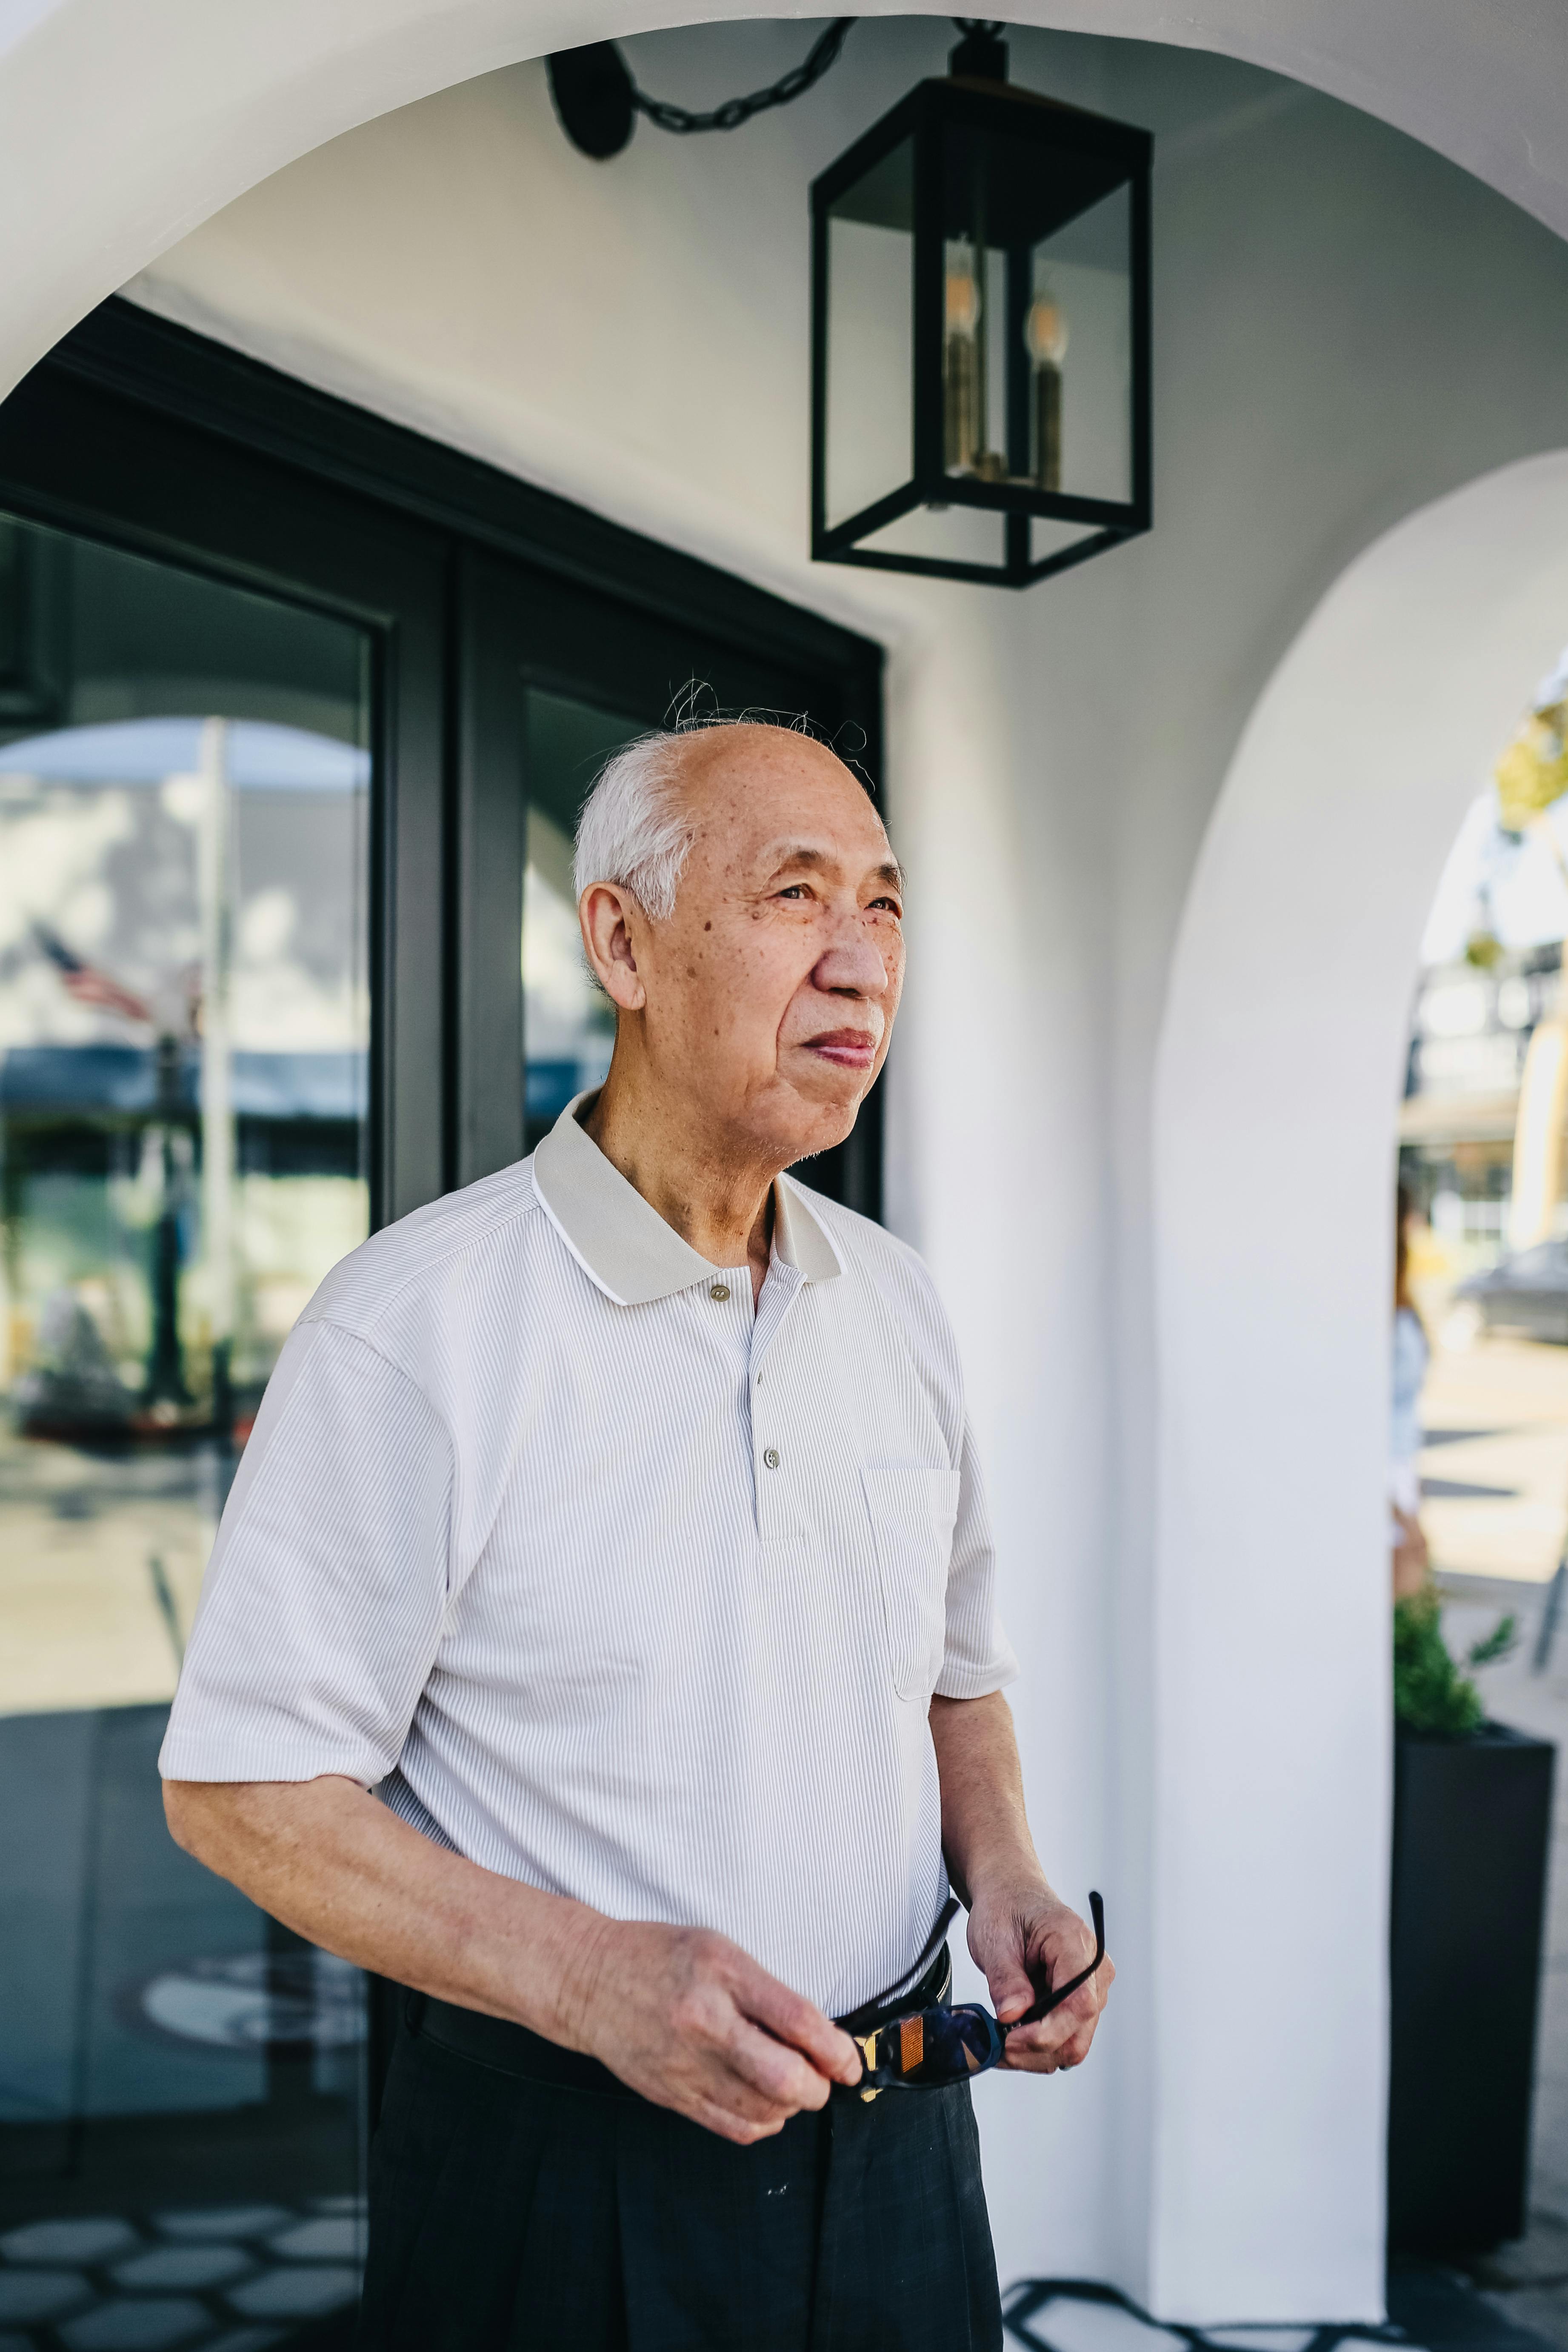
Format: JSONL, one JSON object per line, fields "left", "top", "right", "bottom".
{"left": 454, "top": 544, "right": 888, "bottom": 1199}
{"left": 1, "top": 295, "right": 887, "bottom": 1225}
{"left": 0, "top": 296, "right": 887, "bottom": 2184}
{"left": 0, "top": 322, "right": 449, "bottom": 1228}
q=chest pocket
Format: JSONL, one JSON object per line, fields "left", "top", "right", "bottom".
{"left": 861, "top": 1463, "right": 962, "bottom": 1703}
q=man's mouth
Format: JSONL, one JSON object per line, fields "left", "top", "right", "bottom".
{"left": 806, "top": 1029, "right": 878, "bottom": 1069}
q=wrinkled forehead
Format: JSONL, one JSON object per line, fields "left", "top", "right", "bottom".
{"left": 672, "top": 724, "right": 886, "bottom": 864}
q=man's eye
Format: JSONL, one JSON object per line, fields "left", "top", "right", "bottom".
{"left": 777, "top": 884, "right": 811, "bottom": 900}
{"left": 868, "top": 896, "right": 903, "bottom": 916}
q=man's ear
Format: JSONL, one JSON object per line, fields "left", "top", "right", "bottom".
{"left": 580, "top": 882, "right": 648, "bottom": 1012}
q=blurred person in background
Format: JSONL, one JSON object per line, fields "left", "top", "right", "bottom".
{"left": 1393, "top": 1183, "right": 1431, "bottom": 1599}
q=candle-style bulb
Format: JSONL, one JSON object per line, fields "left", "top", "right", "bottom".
{"left": 943, "top": 242, "right": 982, "bottom": 473}
{"left": 1024, "top": 291, "right": 1068, "bottom": 368}
{"left": 945, "top": 260, "right": 980, "bottom": 340}
{"left": 1024, "top": 287, "right": 1068, "bottom": 491}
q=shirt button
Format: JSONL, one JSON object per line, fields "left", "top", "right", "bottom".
{"left": 763, "top": 1447, "right": 781, "bottom": 1470}
{"left": 709, "top": 1282, "right": 731, "bottom": 1303}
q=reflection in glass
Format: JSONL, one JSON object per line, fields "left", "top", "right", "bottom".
{"left": 943, "top": 239, "right": 982, "bottom": 476}
{"left": 523, "top": 691, "right": 644, "bottom": 1153}
{"left": 1026, "top": 181, "right": 1132, "bottom": 506}
{"left": 0, "top": 514, "right": 371, "bottom": 2329}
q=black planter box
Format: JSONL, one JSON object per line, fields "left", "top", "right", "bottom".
{"left": 1388, "top": 1721, "right": 1554, "bottom": 2252}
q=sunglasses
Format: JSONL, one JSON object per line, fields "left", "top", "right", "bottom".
{"left": 853, "top": 1892, "right": 1105, "bottom": 2096}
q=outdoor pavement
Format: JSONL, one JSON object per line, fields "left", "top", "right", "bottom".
{"left": 0, "top": 1425, "right": 217, "bottom": 1717}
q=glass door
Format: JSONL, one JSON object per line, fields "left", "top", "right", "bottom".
{"left": 522, "top": 688, "right": 642, "bottom": 1153}
{"left": 0, "top": 514, "right": 375, "bottom": 2349}
{"left": 0, "top": 299, "right": 882, "bottom": 2352}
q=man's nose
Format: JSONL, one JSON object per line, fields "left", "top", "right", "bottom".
{"left": 814, "top": 930, "right": 893, "bottom": 998}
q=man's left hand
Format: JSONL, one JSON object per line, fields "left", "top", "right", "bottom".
{"left": 966, "top": 1881, "right": 1114, "bottom": 2073}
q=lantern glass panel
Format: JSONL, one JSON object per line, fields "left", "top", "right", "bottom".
{"left": 824, "top": 137, "right": 915, "bottom": 533}
{"left": 938, "top": 117, "right": 1134, "bottom": 508}
{"left": 1029, "top": 182, "right": 1132, "bottom": 505}
{"left": 858, "top": 505, "right": 1008, "bottom": 572}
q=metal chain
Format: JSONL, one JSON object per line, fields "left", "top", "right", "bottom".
{"left": 628, "top": 17, "right": 858, "bottom": 135}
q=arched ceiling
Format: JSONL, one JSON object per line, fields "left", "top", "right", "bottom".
{"left": 0, "top": 0, "right": 1565, "bottom": 401}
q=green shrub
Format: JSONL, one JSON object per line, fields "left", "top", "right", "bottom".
{"left": 1393, "top": 1587, "right": 1517, "bottom": 1736}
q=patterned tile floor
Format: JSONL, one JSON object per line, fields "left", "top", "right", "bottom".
{"left": 1003, "top": 2284, "right": 1405, "bottom": 2352}
{"left": 0, "top": 2193, "right": 362, "bottom": 2351}
{"left": 0, "top": 2206, "right": 1548, "bottom": 2352}
{"left": 1003, "top": 2278, "right": 1551, "bottom": 2352}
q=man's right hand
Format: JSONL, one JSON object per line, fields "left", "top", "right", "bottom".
{"left": 566, "top": 1919, "right": 863, "bottom": 2144}
{"left": 165, "top": 1776, "right": 861, "bottom": 2146}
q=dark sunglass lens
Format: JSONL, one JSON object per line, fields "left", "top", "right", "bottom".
{"left": 886, "top": 2004, "right": 1004, "bottom": 2086}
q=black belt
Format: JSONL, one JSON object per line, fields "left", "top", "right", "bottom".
{"left": 835, "top": 1897, "right": 957, "bottom": 2039}
{"left": 407, "top": 1901, "right": 958, "bottom": 2103}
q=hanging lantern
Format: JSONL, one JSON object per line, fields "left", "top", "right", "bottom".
{"left": 810, "top": 25, "right": 1152, "bottom": 588}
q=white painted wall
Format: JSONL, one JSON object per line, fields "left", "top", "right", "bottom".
{"left": 8, "top": 0, "right": 1568, "bottom": 414}
{"left": 1154, "top": 451, "right": 1568, "bottom": 2321}
{"left": 23, "top": 7, "right": 1568, "bottom": 2321}
{"left": 1103, "top": 77, "right": 1568, "bottom": 2317}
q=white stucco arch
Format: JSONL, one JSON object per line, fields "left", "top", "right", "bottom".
{"left": 1150, "top": 450, "right": 1568, "bottom": 2318}
{"left": 3, "top": 0, "right": 1568, "bottom": 411}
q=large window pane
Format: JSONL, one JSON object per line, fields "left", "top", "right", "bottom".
{"left": 0, "top": 513, "right": 372, "bottom": 2338}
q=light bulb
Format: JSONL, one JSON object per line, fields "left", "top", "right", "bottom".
{"left": 1024, "top": 292, "right": 1068, "bottom": 368}
{"left": 1027, "top": 287, "right": 1066, "bottom": 493}
{"left": 945, "top": 263, "right": 980, "bottom": 340}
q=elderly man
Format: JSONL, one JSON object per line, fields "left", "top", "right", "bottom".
{"left": 160, "top": 720, "right": 1111, "bottom": 2352}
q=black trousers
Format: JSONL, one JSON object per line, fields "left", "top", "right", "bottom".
{"left": 357, "top": 1993, "right": 1003, "bottom": 2352}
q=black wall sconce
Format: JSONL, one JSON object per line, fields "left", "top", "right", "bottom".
{"left": 547, "top": 20, "right": 1152, "bottom": 590}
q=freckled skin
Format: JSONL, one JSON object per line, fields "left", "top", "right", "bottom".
{"left": 577, "top": 725, "right": 904, "bottom": 1277}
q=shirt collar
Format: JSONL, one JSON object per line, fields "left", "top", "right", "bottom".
{"left": 532, "top": 1091, "right": 843, "bottom": 1307}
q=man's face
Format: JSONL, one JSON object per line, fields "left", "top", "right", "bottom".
{"left": 595, "top": 727, "right": 904, "bottom": 1167}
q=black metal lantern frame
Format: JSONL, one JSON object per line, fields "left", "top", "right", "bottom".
{"left": 811, "top": 71, "right": 1152, "bottom": 588}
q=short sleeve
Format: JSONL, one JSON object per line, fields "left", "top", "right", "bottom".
{"left": 934, "top": 1416, "right": 1019, "bottom": 1699}
{"left": 159, "top": 1318, "right": 454, "bottom": 1787}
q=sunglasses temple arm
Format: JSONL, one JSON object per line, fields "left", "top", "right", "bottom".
{"left": 1006, "top": 1890, "right": 1105, "bottom": 2031}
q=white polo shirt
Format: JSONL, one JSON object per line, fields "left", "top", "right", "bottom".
{"left": 160, "top": 1098, "right": 1017, "bottom": 2015}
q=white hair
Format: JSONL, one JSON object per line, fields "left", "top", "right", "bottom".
{"left": 574, "top": 708, "right": 871, "bottom": 921}
{"left": 572, "top": 731, "right": 697, "bottom": 923}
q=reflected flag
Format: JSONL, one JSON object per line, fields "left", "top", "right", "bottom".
{"left": 33, "top": 923, "right": 153, "bottom": 1025}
